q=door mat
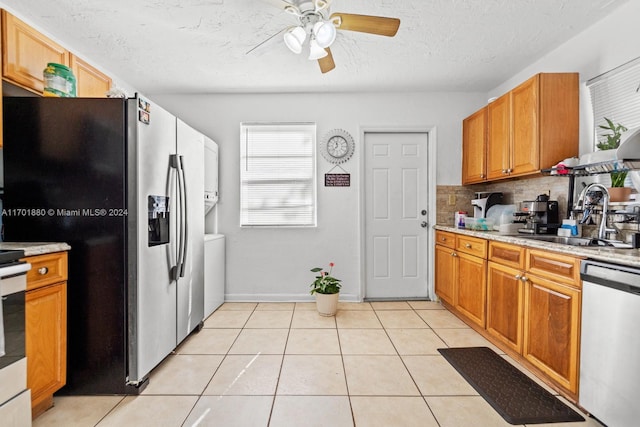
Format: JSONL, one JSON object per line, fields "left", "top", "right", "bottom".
{"left": 438, "top": 347, "right": 585, "bottom": 425}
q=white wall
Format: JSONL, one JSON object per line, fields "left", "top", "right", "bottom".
{"left": 154, "top": 92, "right": 485, "bottom": 300}
{"left": 489, "top": 0, "right": 640, "bottom": 156}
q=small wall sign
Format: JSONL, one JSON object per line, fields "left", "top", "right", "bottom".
{"left": 325, "top": 173, "right": 350, "bottom": 187}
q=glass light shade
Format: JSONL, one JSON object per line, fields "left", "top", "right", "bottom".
{"left": 284, "top": 26, "right": 306, "bottom": 54}
{"left": 308, "top": 39, "right": 328, "bottom": 60}
{"left": 313, "top": 21, "right": 336, "bottom": 48}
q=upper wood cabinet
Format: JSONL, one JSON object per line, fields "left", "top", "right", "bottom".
{"left": 1, "top": 10, "right": 69, "bottom": 94}
{"left": 486, "top": 92, "right": 511, "bottom": 180}
{"left": 463, "top": 72, "right": 579, "bottom": 183}
{"left": 462, "top": 107, "right": 487, "bottom": 184}
{"left": 70, "top": 54, "right": 111, "bottom": 97}
{"left": 1, "top": 10, "right": 112, "bottom": 98}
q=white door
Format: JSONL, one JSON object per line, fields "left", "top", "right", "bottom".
{"left": 364, "top": 132, "right": 430, "bottom": 299}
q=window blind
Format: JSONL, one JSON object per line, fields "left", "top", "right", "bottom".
{"left": 588, "top": 56, "right": 640, "bottom": 147}
{"left": 240, "top": 123, "right": 316, "bottom": 227}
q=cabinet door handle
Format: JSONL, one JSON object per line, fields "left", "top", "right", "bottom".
{"left": 441, "top": 237, "right": 447, "bottom": 242}
{"left": 515, "top": 274, "right": 522, "bottom": 280}
{"left": 507, "top": 168, "right": 513, "bottom": 174}
{"left": 465, "top": 243, "right": 472, "bottom": 249}
{"left": 520, "top": 275, "right": 529, "bottom": 282}
{"left": 38, "top": 267, "right": 49, "bottom": 275}
{"left": 451, "top": 252, "right": 458, "bottom": 257}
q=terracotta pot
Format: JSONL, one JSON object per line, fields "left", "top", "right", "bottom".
{"left": 607, "top": 186, "right": 632, "bottom": 202}
{"left": 315, "top": 292, "right": 339, "bottom": 316}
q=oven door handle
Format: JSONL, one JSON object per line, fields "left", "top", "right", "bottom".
{"left": 0, "top": 263, "right": 31, "bottom": 280}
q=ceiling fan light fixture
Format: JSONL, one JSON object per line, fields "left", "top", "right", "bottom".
{"left": 308, "top": 39, "right": 328, "bottom": 60}
{"left": 284, "top": 26, "right": 306, "bottom": 54}
{"left": 313, "top": 20, "right": 336, "bottom": 48}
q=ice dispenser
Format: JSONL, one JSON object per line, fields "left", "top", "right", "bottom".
{"left": 148, "top": 195, "right": 169, "bottom": 246}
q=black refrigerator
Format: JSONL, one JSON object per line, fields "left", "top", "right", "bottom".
{"left": 3, "top": 96, "right": 205, "bottom": 394}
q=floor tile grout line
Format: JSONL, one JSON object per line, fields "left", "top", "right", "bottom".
{"left": 265, "top": 306, "right": 296, "bottom": 426}
{"left": 179, "top": 302, "right": 261, "bottom": 426}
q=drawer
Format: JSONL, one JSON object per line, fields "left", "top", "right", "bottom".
{"left": 23, "top": 252, "right": 68, "bottom": 291}
{"left": 489, "top": 241, "right": 525, "bottom": 269}
{"left": 525, "top": 249, "right": 581, "bottom": 287}
{"left": 455, "top": 235, "right": 487, "bottom": 258}
{"left": 435, "top": 230, "right": 455, "bottom": 249}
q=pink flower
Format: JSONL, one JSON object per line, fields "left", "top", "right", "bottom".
{"left": 329, "top": 262, "right": 335, "bottom": 267}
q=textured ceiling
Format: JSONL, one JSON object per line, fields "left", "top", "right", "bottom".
{"left": 0, "top": 0, "right": 630, "bottom": 94}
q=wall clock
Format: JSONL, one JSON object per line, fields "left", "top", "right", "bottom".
{"left": 320, "top": 129, "right": 355, "bottom": 164}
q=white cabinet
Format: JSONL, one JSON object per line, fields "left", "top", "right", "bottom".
{"left": 204, "top": 234, "right": 225, "bottom": 318}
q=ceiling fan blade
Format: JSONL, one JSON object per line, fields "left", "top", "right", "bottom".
{"left": 318, "top": 48, "right": 335, "bottom": 73}
{"left": 330, "top": 13, "right": 400, "bottom": 37}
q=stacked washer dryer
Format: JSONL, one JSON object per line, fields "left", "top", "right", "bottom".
{"left": 204, "top": 138, "right": 225, "bottom": 317}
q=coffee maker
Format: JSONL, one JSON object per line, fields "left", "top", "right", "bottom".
{"left": 516, "top": 195, "right": 560, "bottom": 234}
{"left": 471, "top": 192, "right": 503, "bottom": 218}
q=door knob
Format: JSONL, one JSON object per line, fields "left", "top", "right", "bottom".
{"left": 421, "top": 210, "right": 427, "bottom": 216}
{"left": 421, "top": 221, "right": 428, "bottom": 228}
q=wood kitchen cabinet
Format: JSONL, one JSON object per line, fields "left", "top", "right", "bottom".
{"left": 486, "top": 242, "right": 526, "bottom": 353}
{"left": 70, "top": 54, "right": 111, "bottom": 97}
{"left": 486, "top": 92, "right": 511, "bottom": 180}
{"left": 461, "top": 107, "right": 487, "bottom": 184}
{"left": 465, "top": 72, "right": 579, "bottom": 182}
{"left": 522, "top": 249, "right": 581, "bottom": 395}
{"left": 434, "top": 231, "right": 456, "bottom": 305}
{"left": 25, "top": 251, "right": 68, "bottom": 419}
{"left": 437, "top": 233, "right": 583, "bottom": 398}
{"left": 498, "top": 73, "right": 578, "bottom": 179}
{"left": 454, "top": 235, "right": 487, "bottom": 327}
{"left": 435, "top": 231, "right": 487, "bottom": 328}
{"left": 1, "top": 10, "right": 69, "bottom": 94}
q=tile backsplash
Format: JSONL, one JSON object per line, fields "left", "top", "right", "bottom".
{"left": 436, "top": 175, "right": 574, "bottom": 226}
{"left": 437, "top": 174, "right": 640, "bottom": 242}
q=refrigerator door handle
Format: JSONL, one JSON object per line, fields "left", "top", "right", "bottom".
{"left": 178, "top": 155, "right": 189, "bottom": 278}
{"left": 170, "top": 154, "right": 185, "bottom": 281}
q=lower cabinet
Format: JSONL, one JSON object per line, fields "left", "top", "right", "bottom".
{"left": 486, "top": 261, "right": 524, "bottom": 353}
{"left": 434, "top": 231, "right": 487, "bottom": 328}
{"left": 436, "top": 235, "right": 582, "bottom": 398}
{"left": 434, "top": 241, "right": 456, "bottom": 305}
{"left": 24, "top": 251, "right": 68, "bottom": 419}
{"left": 455, "top": 252, "right": 486, "bottom": 327}
{"left": 523, "top": 270, "right": 581, "bottom": 394}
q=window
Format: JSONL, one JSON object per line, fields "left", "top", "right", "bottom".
{"left": 240, "top": 123, "right": 316, "bottom": 227}
{"left": 588, "top": 56, "right": 640, "bottom": 148}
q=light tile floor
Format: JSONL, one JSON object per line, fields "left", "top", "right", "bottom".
{"left": 34, "top": 301, "right": 603, "bottom": 427}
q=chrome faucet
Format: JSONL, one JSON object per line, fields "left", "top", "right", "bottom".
{"left": 575, "top": 183, "right": 617, "bottom": 240}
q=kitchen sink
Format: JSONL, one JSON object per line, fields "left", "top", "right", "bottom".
{"left": 516, "top": 235, "right": 633, "bottom": 248}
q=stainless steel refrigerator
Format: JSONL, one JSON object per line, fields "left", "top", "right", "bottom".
{"left": 3, "top": 95, "right": 204, "bottom": 394}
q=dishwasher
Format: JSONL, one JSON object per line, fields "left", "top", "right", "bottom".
{"left": 579, "top": 259, "right": 640, "bottom": 427}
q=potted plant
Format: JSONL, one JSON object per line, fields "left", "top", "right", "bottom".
{"left": 310, "top": 262, "right": 341, "bottom": 316}
{"left": 597, "top": 118, "right": 630, "bottom": 201}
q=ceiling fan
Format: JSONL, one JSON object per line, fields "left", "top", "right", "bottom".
{"left": 260, "top": 0, "right": 401, "bottom": 73}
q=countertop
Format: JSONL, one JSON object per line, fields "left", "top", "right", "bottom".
{"left": 0, "top": 242, "right": 71, "bottom": 257}
{"left": 434, "top": 225, "right": 640, "bottom": 267}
